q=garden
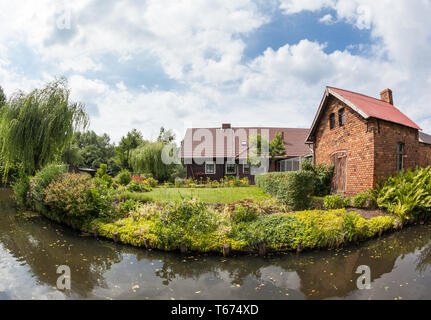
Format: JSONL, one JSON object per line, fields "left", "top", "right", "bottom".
{"left": 12, "top": 157, "right": 431, "bottom": 256}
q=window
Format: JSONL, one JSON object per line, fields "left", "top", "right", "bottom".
{"left": 226, "top": 163, "right": 237, "bottom": 175}
{"left": 205, "top": 162, "right": 215, "bottom": 175}
{"left": 278, "top": 158, "right": 301, "bottom": 172}
{"left": 241, "top": 141, "right": 247, "bottom": 146}
{"left": 243, "top": 164, "right": 250, "bottom": 175}
{"left": 330, "top": 113, "right": 336, "bottom": 129}
{"left": 338, "top": 108, "right": 346, "bottom": 126}
{"left": 396, "top": 143, "right": 405, "bottom": 172}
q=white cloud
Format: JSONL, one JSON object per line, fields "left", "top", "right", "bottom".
{"left": 279, "top": 0, "right": 335, "bottom": 14}
{"left": 319, "top": 14, "right": 334, "bottom": 25}
{"left": 1, "top": 0, "right": 431, "bottom": 142}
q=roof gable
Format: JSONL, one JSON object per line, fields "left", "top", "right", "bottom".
{"left": 306, "top": 87, "right": 421, "bottom": 142}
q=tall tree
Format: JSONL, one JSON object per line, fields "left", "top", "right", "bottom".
{"left": 157, "top": 126, "right": 175, "bottom": 144}
{"left": 0, "top": 78, "right": 88, "bottom": 179}
{"left": 269, "top": 132, "right": 287, "bottom": 162}
{"left": 130, "top": 142, "right": 172, "bottom": 181}
{"left": 116, "top": 129, "right": 145, "bottom": 170}
{"left": 0, "top": 86, "right": 6, "bottom": 108}
{"left": 63, "top": 130, "right": 118, "bottom": 173}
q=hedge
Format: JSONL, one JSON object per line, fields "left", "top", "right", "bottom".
{"left": 255, "top": 171, "right": 315, "bottom": 210}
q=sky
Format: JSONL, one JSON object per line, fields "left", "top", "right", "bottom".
{"left": 0, "top": 0, "right": 431, "bottom": 143}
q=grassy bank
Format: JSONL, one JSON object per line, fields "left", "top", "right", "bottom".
{"left": 144, "top": 187, "right": 270, "bottom": 204}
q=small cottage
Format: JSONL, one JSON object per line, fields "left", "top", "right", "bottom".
{"left": 306, "top": 87, "right": 431, "bottom": 196}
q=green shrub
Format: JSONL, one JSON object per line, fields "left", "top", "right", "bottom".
{"left": 12, "top": 174, "right": 31, "bottom": 209}
{"left": 256, "top": 171, "right": 314, "bottom": 210}
{"left": 96, "top": 163, "right": 113, "bottom": 188}
{"left": 118, "top": 199, "right": 139, "bottom": 215}
{"left": 374, "top": 167, "right": 431, "bottom": 221}
{"left": 44, "top": 173, "right": 114, "bottom": 222}
{"left": 116, "top": 169, "right": 132, "bottom": 186}
{"left": 312, "top": 196, "right": 325, "bottom": 210}
{"left": 353, "top": 191, "right": 372, "bottom": 208}
{"left": 323, "top": 194, "right": 350, "bottom": 209}
{"left": 255, "top": 172, "right": 286, "bottom": 196}
{"left": 126, "top": 180, "right": 151, "bottom": 192}
{"left": 144, "top": 177, "right": 158, "bottom": 188}
{"left": 152, "top": 199, "right": 220, "bottom": 250}
{"left": 276, "top": 171, "right": 315, "bottom": 210}
{"left": 230, "top": 205, "right": 259, "bottom": 224}
{"left": 29, "top": 163, "right": 68, "bottom": 210}
{"left": 301, "top": 160, "right": 334, "bottom": 196}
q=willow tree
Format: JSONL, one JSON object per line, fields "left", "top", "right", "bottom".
{"left": 130, "top": 141, "right": 176, "bottom": 181}
{"left": 0, "top": 78, "right": 88, "bottom": 179}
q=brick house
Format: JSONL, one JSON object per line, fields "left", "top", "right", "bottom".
{"left": 181, "top": 124, "right": 312, "bottom": 183}
{"left": 306, "top": 87, "right": 431, "bottom": 196}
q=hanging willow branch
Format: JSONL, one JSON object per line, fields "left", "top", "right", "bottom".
{"left": 0, "top": 78, "right": 89, "bottom": 180}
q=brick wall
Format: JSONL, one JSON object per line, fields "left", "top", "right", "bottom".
{"left": 373, "top": 120, "right": 420, "bottom": 183}
{"left": 313, "top": 96, "right": 431, "bottom": 196}
{"left": 313, "top": 96, "right": 375, "bottom": 196}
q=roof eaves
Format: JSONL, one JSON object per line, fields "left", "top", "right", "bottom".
{"left": 327, "top": 88, "right": 369, "bottom": 119}
{"left": 305, "top": 87, "right": 370, "bottom": 144}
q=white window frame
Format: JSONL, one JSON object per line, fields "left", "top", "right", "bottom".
{"left": 278, "top": 157, "right": 301, "bottom": 172}
{"left": 243, "top": 163, "right": 250, "bottom": 175}
{"left": 205, "top": 162, "right": 216, "bottom": 175}
{"left": 225, "top": 163, "right": 237, "bottom": 175}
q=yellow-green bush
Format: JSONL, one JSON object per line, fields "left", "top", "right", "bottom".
{"left": 375, "top": 167, "right": 431, "bottom": 221}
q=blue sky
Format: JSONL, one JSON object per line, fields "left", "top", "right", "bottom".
{"left": 0, "top": 0, "right": 430, "bottom": 142}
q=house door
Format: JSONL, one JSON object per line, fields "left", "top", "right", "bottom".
{"left": 331, "top": 151, "right": 347, "bottom": 194}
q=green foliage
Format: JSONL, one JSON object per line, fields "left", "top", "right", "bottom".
{"left": 44, "top": 173, "right": 114, "bottom": 221}
{"left": 157, "top": 127, "right": 176, "bottom": 144}
{"left": 256, "top": 171, "right": 315, "bottom": 210}
{"left": 352, "top": 191, "right": 372, "bottom": 209}
{"left": 232, "top": 209, "right": 395, "bottom": 249}
{"left": 301, "top": 159, "right": 334, "bottom": 196}
{"left": 0, "top": 85, "right": 6, "bottom": 108}
{"left": 0, "top": 78, "right": 88, "bottom": 179}
{"left": 118, "top": 199, "right": 139, "bottom": 215}
{"left": 67, "top": 130, "right": 118, "bottom": 173}
{"left": 130, "top": 141, "right": 176, "bottom": 182}
{"left": 116, "top": 169, "right": 132, "bottom": 185}
{"left": 323, "top": 194, "right": 350, "bottom": 209}
{"left": 95, "top": 163, "right": 113, "bottom": 188}
{"left": 269, "top": 132, "right": 286, "bottom": 161}
{"left": 126, "top": 180, "right": 152, "bottom": 193}
{"left": 116, "top": 129, "right": 145, "bottom": 170}
{"left": 12, "top": 174, "right": 31, "bottom": 209}
{"left": 29, "top": 163, "right": 68, "bottom": 210}
{"left": 374, "top": 167, "right": 431, "bottom": 221}
{"left": 152, "top": 199, "right": 220, "bottom": 250}
{"left": 229, "top": 204, "right": 259, "bottom": 224}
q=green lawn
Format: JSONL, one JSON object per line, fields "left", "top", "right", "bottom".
{"left": 145, "top": 187, "right": 271, "bottom": 204}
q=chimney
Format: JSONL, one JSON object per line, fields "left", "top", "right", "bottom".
{"left": 380, "top": 88, "right": 393, "bottom": 105}
{"left": 222, "top": 123, "right": 231, "bottom": 129}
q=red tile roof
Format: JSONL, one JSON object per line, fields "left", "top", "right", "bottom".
{"left": 328, "top": 87, "right": 421, "bottom": 130}
{"left": 306, "top": 86, "right": 422, "bottom": 143}
{"left": 181, "top": 127, "right": 311, "bottom": 159}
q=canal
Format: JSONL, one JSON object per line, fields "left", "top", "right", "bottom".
{"left": 1, "top": 189, "right": 431, "bottom": 300}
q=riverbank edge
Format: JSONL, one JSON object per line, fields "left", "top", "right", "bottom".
{"left": 25, "top": 200, "right": 425, "bottom": 257}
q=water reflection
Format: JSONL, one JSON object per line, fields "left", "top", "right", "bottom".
{"left": 1, "top": 189, "right": 431, "bottom": 300}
